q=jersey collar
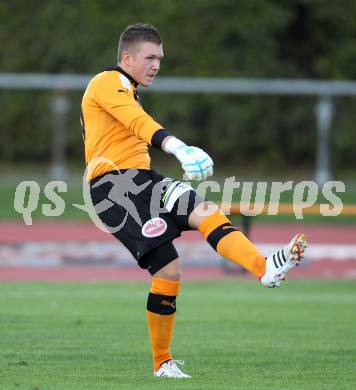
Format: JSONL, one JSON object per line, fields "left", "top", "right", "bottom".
{"left": 103, "top": 65, "right": 139, "bottom": 89}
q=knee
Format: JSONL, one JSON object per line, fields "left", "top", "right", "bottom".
{"left": 188, "top": 201, "right": 220, "bottom": 229}
{"left": 158, "top": 268, "right": 182, "bottom": 281}
{"left": 154, "top": 259, "right": 182, "bottom": 281}
{"left": 199, "top": 201, "right": 220, "bottom": 216}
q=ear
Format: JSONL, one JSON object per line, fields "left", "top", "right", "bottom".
{"left": 121, "top": 51, "right": 131, "bottom": 68}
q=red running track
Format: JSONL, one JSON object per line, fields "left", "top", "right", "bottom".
{"left": 0, "top": 221, "right": 355, "bottom": 244}
{"left": 0, "top": 222, "right": 355, "bottom": 281}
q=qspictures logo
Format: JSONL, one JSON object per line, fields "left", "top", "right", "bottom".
{"left": 12, "top": 157, "right": 346, "bottom": 232}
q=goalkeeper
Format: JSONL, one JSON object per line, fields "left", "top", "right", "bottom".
{"left": 81, "top": 23, "right": 307, "bottom": 379}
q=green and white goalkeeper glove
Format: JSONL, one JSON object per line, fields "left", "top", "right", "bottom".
{"left": 163, "top": 137, "right": 214, "bottom": 181}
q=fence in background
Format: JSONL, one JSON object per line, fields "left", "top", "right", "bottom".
{"left": 2, "top": 73, "right": 356, "bottom": 183}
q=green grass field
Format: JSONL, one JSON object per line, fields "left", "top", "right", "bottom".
{"left": 0, "top": 280, "right": 355, "bottom": 389}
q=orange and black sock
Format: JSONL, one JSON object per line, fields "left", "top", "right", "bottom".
{"left": 198, "top": 210, "right": 266, "bottom": 278}
{"left": 146, "top": 277, "right": 181, "bottom": 371}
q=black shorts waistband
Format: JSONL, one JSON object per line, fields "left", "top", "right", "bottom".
{"left": 90, "top": 169, "right": 152, "bottom": 186}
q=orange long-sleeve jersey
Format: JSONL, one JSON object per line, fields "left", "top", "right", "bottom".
{"left": 81, "top": 67, "right": 163, "bottom": 181}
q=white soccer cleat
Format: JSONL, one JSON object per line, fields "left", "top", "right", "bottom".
{"left": 260, "top": 233, "right": 308, "bottom": 288}
{"left": 153, "top": 360, "right": 191, "bottom": 379}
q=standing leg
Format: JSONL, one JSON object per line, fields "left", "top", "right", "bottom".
{"left": 145, "top": 257, "right": 191, "bottom": 378}
{"left": 146, "top": 259, "right": 180, "bottom": 371}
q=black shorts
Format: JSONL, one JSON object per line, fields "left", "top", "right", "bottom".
{"left": 90, "top": 169, "right": 203, "bottom": 274}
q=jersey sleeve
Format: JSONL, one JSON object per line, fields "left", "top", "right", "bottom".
{"left": 94, "top": 72, "right": 163, "bottom": 144}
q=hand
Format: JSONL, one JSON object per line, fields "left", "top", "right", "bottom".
{"left": 163, "top": 137, "right": 213, "bottom": 181}
{"left": 175, "top": 145, "right": 214, "bottom": 181}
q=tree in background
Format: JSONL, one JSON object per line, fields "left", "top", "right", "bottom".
{"left": 0, "top": 0, "right": 355, "bottom": 172}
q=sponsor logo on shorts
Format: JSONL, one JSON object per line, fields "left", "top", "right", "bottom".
{"left": 142, "top": 218, "right": 167, "bottom": 238}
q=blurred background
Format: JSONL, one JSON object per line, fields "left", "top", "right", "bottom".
{"left": 0, "top": 0, "right": 355, "bottom": 279}
{"left": 1, "top": 4, "right": 356, "bottom": 387}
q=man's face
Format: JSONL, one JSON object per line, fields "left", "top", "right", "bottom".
{"left": 122, "top": 41, "right": 164, "bottom": 87}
